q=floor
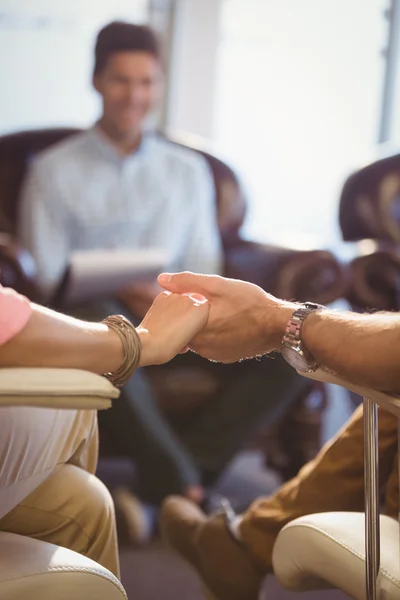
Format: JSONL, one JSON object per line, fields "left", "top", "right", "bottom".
{"left": 113, "top": 382, "right": 355, "bottom": 600}
{"left": 119, "top": 541, "right": 349, "bottom": 600}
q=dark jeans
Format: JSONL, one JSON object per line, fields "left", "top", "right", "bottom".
{"left": 73, "top": 299, "right": 309, "bottom": 504}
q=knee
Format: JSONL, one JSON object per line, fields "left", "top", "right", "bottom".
{"left": 60, "top": 464, "right": 115, "bottom": 539}
{"left": 59, "top": 464, "right": 118, "bottom": 575}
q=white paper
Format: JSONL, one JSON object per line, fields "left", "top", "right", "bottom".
{"left": 62, "top": 248, "right": 167, "bottom": 305}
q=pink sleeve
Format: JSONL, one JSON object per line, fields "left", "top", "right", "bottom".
{"left": 0, "top": 286, "right": 32, "bottom": 345}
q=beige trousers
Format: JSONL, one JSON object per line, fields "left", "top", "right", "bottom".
{"left": 240, "top": 404, "right": 398, "bottom": 572}
{"left": 0, "top": 407, "right": 119, "bottom": 578}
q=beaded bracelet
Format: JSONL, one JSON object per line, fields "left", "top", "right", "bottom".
{"left": 102, "top": 315, "right": 142, "bottom": 387}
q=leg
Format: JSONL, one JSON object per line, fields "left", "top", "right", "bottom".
{"left": 0, "top": 464, "right": 119, "bottom": 577}
{"left": 102, "top": 366, "right": 201, "bottom": 502}
{"left": 161, "top": 404, "right": 398, "bottom": 600}
{"left": 73, "top": 299, "right": 201, "bottom": 503}
{"left": 383, "top": 447, "right": 398, "bottom": 518}
{"left": 0, "top": 405, "right": 120, "bottom": 576}
{"left": 0, "top": 406, "right": 98, "bottom": 519}
{"left": 179, "top": 354, "right": 310, "bottom": 484}
{"left": 240, "top": 403, "right": 397, "bottom": 571}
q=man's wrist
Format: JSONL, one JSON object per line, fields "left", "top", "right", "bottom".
{"left": 263, "top": 300, "right": 298, "bottom": 351}
{"left": 300, "top": 307, "right": 325, "bottom": 356}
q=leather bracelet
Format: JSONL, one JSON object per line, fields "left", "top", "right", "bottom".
{"left": 102, "top": 315, "right": 142, "bottom": 387}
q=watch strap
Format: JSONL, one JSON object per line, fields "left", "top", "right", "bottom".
{"left": 281, "top": 302, "right": 325, "bottom": 371}
{"left": 282, "top": 307, "right": 311, "bottom": 347}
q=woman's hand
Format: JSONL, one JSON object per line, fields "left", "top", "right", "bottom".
{"left": 137, "top": 292, "right": 209, "bottom": 366}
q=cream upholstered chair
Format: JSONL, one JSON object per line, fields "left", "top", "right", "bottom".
{"left": 0, "top": 368, "right": 128, "bottom": 600}
{"left": 272, "top": 370, "right": 400, "bottom": 600}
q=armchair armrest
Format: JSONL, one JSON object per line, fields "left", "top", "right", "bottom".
{"left": 346, "top": 250, "right": 400, "bottom": 311}
{"left": 0, "top": 368, "right": 119, "bottom": 410}
{"left": 0, "top": 233, "right": 40, "bottom": 301}
{"left": 0, "top": 532, "right": 128, "bottom": 600}
{"left": 272, "top": 512, "right": 399, "bottom": 599}
{"left": 224, "top": 239, "right": 346, "bottom": 304}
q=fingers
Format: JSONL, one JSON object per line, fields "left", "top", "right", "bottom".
{"left": 158, "top": 272, "right": 217, "bottom": 296}
{"left": 188, "top": 292, "right": 207, "bottom": 303}
{"left": 184, "top": 293, "right": 208, "bottom": 306}
{"left": 155, "top": 290, "right": 208, "bottom": 309}
{"left": 146, "top": 291, "right": 210, "bottom": 336}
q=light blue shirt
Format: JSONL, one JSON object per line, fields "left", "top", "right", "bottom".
{"left": 19, "top": 127, "right": 223, "bottom": 297}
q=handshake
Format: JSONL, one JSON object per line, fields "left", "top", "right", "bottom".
{"left": 138, "top": 272, "right": 296, "bottom": 367}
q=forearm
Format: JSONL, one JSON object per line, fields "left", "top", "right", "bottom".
{"left": 0, "top": 303, "right": 124, "bottom": 374}
{"left": 274, "top": 306, "right": 400, "bottom": 393}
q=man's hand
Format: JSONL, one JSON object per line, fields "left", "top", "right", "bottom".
{"left": 158, "top": 272, "right": 295, "bottom": 363}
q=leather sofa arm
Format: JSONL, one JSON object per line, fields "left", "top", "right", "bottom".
{"left": 0, "top": 233, "right": 40, "bottom": 301}
{"left": 346, "top": 250, "right": 400, "bottom": 311}
{"left": 0, "top": 368, "right": 119, "bottom": 410}
{"left": 272, "top": 511, "right": 399, "bottom": 599}
{"left": 224, "top": 239, "right": 346, "bottom": 305}
{"left": 0, "top": 532, "right": 127, "bottom": 600}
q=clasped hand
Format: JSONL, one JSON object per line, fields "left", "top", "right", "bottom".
{"left": 137, "top": 271, "right": 294, "bottom": 366}
{"left": 137, "top": 291, "right": 209, "bottom": 367}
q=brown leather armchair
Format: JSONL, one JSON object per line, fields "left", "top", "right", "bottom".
{"left": 339, "top": 152, "right": 400, "bottom": 244}
{"left": 339, "top": 152, "right": 400, "bottom": 312}
{"left": 0, "top": 127, "right": 346, "bottom": 477}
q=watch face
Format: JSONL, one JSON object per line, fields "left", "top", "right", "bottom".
{"left": 281, "top": 343, "right": 311, "bottom": 372}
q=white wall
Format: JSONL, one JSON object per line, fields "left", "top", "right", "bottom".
{"left": 165, "top": 0, "right": 388, "bottom": 247}
{"left": 212, "top": 0, "right": 388, "bottom": 247}
{"left": 0, "top": 0, "right": 148, "bottom": 133}
{"left": 381, "top": 0, "right": 400, "bottom": 143}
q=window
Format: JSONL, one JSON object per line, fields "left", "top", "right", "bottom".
{"left": 213, "top": 0, "right": 388, "bottom": 248}
{"left": 379, "top": 0, "right": 400, "bottom": 144}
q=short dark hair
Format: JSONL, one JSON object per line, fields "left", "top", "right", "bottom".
{"left": 94, "top": 21, "right": 161, "bottom": 75}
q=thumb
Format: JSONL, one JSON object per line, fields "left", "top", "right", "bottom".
{"left": 158, "top": 271, "right": 214, "bottom": 295}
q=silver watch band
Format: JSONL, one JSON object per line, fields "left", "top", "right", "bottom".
{"left": 282, "top": 307, "right": 314, "bottom": 347}
{"left": 283, "top": 302, "right": 325, "bottom": 345}
{"left": 280, "top": 302, "right": 325, "bottom": 373}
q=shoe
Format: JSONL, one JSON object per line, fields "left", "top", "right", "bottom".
{"left": 113, "top": 487, "right": 150, "bottom": 546}
{"left": 161, "top": 496, "right": 264, "bottom": 600}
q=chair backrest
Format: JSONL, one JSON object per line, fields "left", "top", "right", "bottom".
{"left": 339, "top": 153, "right": 400, "bottom": 243}
{"left": 0, "top": 127, "right": 247, "bottom": 244}
{"left": 339, "top": 154, "right": 400, "bottom": 312}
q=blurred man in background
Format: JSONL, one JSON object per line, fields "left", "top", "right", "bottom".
{"left": 19, "top": 21, "right": 308, "bottom": 542}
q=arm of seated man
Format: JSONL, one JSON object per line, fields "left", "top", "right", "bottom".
{"left": 158, "top": 272, "right": 400, "bottom": 394}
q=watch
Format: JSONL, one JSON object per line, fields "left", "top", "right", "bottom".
{"left": 280, "top": 302, "right": 325, "bottom": 373}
